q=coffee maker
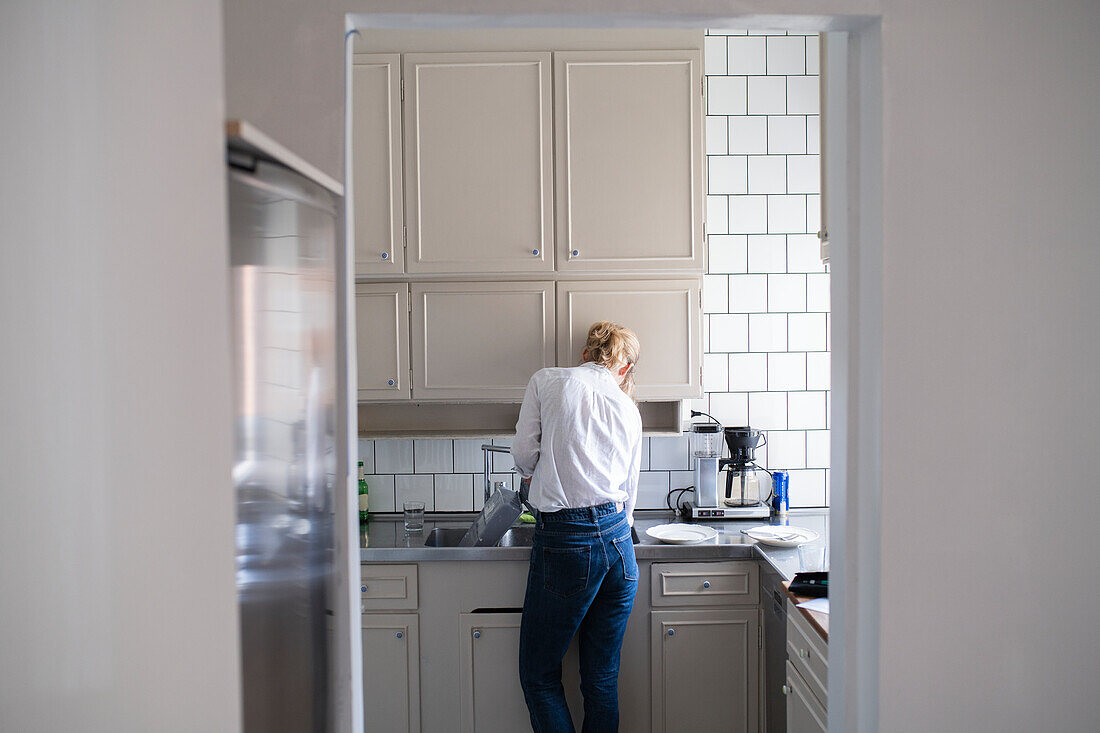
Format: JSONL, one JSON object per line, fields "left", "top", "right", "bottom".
{"left": 688, "top": 415, "right": 773, "bottom": 520}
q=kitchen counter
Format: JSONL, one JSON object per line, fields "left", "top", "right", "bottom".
{"left": 360, "top": 508, "right": 828, "bottom": 581}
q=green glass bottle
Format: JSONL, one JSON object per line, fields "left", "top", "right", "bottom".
{"left": 358, "top": 461, "right": 370, "bottom": 523}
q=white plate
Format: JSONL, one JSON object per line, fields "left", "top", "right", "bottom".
{"left": 645, "top": 523, "right": 719, "bottom": 545}
{"left": 741, "top": 525, "right": 819, "bottom": 548}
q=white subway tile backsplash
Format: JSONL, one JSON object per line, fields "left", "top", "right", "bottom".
{"left": 434, "top": 474, "right": 474, "bottom": 511}
{"left": 747, "top": 234, "right": 787, "bottom": 273}
{"left": 703, "top": 274, "right": 729, "bottom": 313}
{"left": 650, "top": 436, "right": 690, "bottom": 471}
{"left": 710, "top": 314, "right": 749, "bottom": 352}
{"left": 747, "top": 155, "right": 787, "bottom": 194}
{"left": 729, "top": 353, "right": 768, "bottom": 392}
{"left": 787, "top": 469, "right": 825, "bottom": 507}
{"left": 727, "top": 36, "right": 766, "bottom": 75}
{"left": 767, "top": 194, "right": 807, "bottom": 233}
{"left": 396, "top": 474, "right": 434, "bottom": 510}
{"left": 806, "top": 352, "right": 830, "bottom": 391}
{"left": 375, "top": 439, "right": 413, "bottom": 474}
{"left": 806, "top": 116, "right": 821, "bottom": 154}
{"left": 786, "top": 76, "right": 820, "bottom": 114}
{"left": 670, "top": 471, "right": 694, "bottom": 492}
{"left": 787, "top": 234, "right": 826, "bottom": 273}
{"left": 364, "top": 475, "right": 395, "bottom": 512}
{"left": 786, "top": 155, "right": 820, "bottom": 194}
{"left": 805, "top": 36, "right": 820, "bottom": 75}
{"left": 636, "top": 471, "right": 671, "bottom": 510}
{"left": 807, "top": 273, "right": 830, "bottom": 312}
{"left": 358, "top": 439, "right": 375, "bottom": 474}
{"left": 728, "top": 116, "right": 768, "bottom": 154}
{"left": 767, "top": 351, "right": 807, "bottom": 391}
{"left": 766, "top": 36, "right": 806, "bottom": 75}
{"left": 788, "top": 313, "right": 827, "bottom": 351}
{"left": 729, "top": 195, "right": 768, "bottom": 234}
{"left": 707, "top": 235, "right": 748, "bottom": 274}
{"left": 709, "top": 392, "right": 749, "bottom": 427}
{"left": 767, "top": 115, "right": 807, "bottom": 154}
{"left": 767, "top": 273, "right": 807, "bottom": 312}
{"left": 640, "top": 437, "right": 651, "bottom": 471}
{"left": 749, "top": 391, "right": 788, "bottom": 430}
{"left": 806, "top": 430, "right": 830, "bottom": 468}
{"left": 707, "top": 76, "right": 747, "bottom": 115}
{"left": 709, "top": 28, "right": 748, "bottom": 36}
{"left": 414, "top": 439, "right": 453, "bottom": 474}
{"left": 708, "top": 155, "right": 748, "bottom": 194}
{"left": 703, "top": 352, "right": 730, "bottom": 392}
{"left": 706, "top": 195, "right": 729, "bottom": 234}
{"left": 807, "top": 195, "right": 821, "bottom": 235}
{"left": 748, "top": 313, "right": 787, "bottom": 352}
{"left": 728, "top": 274, "right": 768, "bottom": 313}
{"left": 492, "top": 438, "right": 515, "bottom": 472}
{"left": 705, "top": 116, "right": 729, "bottom": 155}
{"left": 766, "top": 430, "right": 806, "bottom": 469}
{"left": 453, "top": 439, "right": 485, "bottom": 474}
{"left": 704, "top": 35, "right": 728, "bottom": 75}
{"left": 748, "top": 76, "right": 786, "bottom": 115}
{"left": 788, "top": 391, "right": 826, "bottom": 430}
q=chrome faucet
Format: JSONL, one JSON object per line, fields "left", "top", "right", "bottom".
{"left": 480, "top": 444, "right": 512, "bottom": 504}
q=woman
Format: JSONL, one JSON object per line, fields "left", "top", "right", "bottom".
{"left": 512, "top": 321, "right": 642, "bottom": 733}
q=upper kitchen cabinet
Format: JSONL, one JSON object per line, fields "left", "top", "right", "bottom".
{"left": 557, "top": 279, "right": 702, "bottom": 400}
{"left": 404, "top": 52, "right": 554, "bottom": 274}
{"left": 554, "top": 50, "right": 704, "bottom": 273}
{"left": 411, "top": 281, "right": 555, "bottom": 400}
{"left": 356, "top": 283, "right": 410, "bottom": 400}
{"left": 352, "top": 54, "right": 404, "bottom": 275}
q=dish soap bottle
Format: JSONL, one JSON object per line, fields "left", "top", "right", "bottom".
{"left": 357, "top": 461, "right": 370, "bottom": 523}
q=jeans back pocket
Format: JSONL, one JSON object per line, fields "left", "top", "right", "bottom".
{"left": 612, "top": 536, "right": 638, "bottom": 582}
{"left": 542, "top": 545, "right": 591, "bottom": 598}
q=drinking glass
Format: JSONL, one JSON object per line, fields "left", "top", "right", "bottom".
{"left": 798, "top": 544, "right": 826, "bottom": 572}
{"left": 403, "top": 501, "right": 425, "bottom": 532}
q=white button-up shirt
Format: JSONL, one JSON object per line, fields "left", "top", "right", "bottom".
{"left": 511, "top": 362, "right": 643, "bottom": 524}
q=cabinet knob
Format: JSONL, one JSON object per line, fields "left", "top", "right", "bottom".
{"left": 360, "top": 585, "right": 367, "bottom": 593}
{"left": 667, "top": 628, "right": 674, "bottom": 637}
{"left": 395, "top": 631, "right": 403, "bottom": 639}
{"left": 387, "top": 379, "right": 395, "bottom": 386}
{"left": 799, "top": 648, "right": 808, "bottom": 658}
{"left": 381, "top": 252, "right": 389, "bottom": 260}
{"left": 781, "top": 684, "right": 791, "bottom": 696}
{"left": 571, "top": 249, "right": 580, "bottom": 257}
{"left": 473, "top": 630, "right": 481, "bottom": 639}
{"left": 703, "top": 580, "right": 711, "bottom": 589}
{"left": 532, "top": 248, "right": 540, "bottom": 256}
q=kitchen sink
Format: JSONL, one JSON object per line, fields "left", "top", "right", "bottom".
{"left": 423, "top": 524, "right": 640, "bottom": 547}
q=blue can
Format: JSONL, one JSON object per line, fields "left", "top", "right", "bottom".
{"left": 771, "top": 471, "right": 789, "bottom": 514}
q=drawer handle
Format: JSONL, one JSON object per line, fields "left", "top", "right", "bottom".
{"left": 799, "top": 648, "right": 809, "bottom": 659}
{"left": 473, "top": 630, "right": 481, "bottom": 639}
{"left": 702, "top": 580, "right": 711, "bottom": 589}
{"left": 667, "top": 628, "right": 675, "bottom": 637}
{"left": 781, "top": 684, "right": 791, "bottom": 696}
{"left": 395, "top": 631, "right": 403, "bottom": 639}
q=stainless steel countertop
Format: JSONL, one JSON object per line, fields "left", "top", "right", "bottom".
{"left": 360, "top": 509, "right": 829, "bottom": 582}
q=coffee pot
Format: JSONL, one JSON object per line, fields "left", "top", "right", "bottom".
{"left": 720, "top": 427, "right": 773, "bottom": 507}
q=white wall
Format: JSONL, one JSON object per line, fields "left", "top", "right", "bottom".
{"left": 0, "top": 2, "right": 242, "bottom": 732}
{"left": 225, "top": 1, "right": 1100, "bottom": 730}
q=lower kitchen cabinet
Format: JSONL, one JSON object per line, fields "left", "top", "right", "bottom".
{"left": 650, "top": 608, "right": 760, "bottom": 733}
{"left": 784, "top": 661, "right": 826, "bottom": 733}
{"left": 362, "top": 613, "right": 420, "bottom": 732}
{"left": 457, "top": 612, "right": 532, "bottom": 733}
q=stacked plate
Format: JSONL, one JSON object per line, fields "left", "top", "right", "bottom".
{"left": 740, "top": 526, "right": 819, "bottom": 548}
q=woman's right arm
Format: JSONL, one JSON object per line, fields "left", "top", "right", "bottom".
{"left": 511, "top": 374, "right": 542, "bottom": 477}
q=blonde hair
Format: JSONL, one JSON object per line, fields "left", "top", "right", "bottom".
{"left": 583, "top": 321, "right": 640, "bottom": 399}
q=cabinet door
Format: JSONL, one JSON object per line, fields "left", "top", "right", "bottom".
{"left": 362, "top": 613, "right": 420, "bottom": 732}
{"left": 404, "top": 52, "right": 554, "bottom": 274}
{"left": 356, "top": 283, "right": 410, "bottom": 400}
{"left": 651, "top": 609, "right": 760, "bottom": 733}
{"left": 352, "top": 54, "right": 404, "bottom": 275}
{"left": 785, "top": 661, "right": 827, "bottom": 733}
{"left": 557, "top": 280, "right": 702, "bottom": 400}
{"left": 458, "top": 613, "right": 532, "bottom": 733}
{"left": 411, "top": 282, "right": 554, "bottom": 400}
{"left": 555, "top": 50, "right": 704, "bottom": 272}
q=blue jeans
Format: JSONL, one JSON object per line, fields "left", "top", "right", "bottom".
{"left": 519, "top": 503, "right": 638, "bottom": 733}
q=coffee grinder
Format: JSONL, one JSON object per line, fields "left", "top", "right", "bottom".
{"left": 687, "top": 415, "right": 773, "bottom": 520}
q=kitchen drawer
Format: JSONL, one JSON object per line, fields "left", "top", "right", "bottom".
{"left": 361, "top": 563, "right": 419, "bottom": 611}
{"left": 786, "top": 599, "right": 827, "bottom": 707}
{"left": 650, "top": 561, "right": 758, "bottom": 607}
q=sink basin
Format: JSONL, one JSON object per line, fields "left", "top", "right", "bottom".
{"left": 498, "top": 525, "right": 536, "bottom": 546}
{"left": 423, "top": 527, "right": 468, "bottom": 547}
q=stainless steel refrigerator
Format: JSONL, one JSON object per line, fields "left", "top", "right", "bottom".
{"left": 227, "top": 144, "right": 340, "bottom": 733}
